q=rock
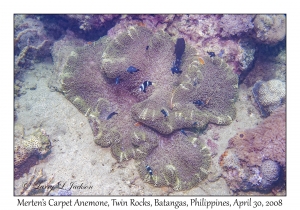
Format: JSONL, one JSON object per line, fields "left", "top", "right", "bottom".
{"left": 252, "top": 79, "right": 285, "bottom": 117}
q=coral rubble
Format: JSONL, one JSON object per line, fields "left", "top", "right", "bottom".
{"left": 18, "top": 168, "right": 56, "bottom": 195}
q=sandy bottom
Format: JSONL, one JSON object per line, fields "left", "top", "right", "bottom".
{"left": 14, "top": 61, "right": 263, "bottom": 196}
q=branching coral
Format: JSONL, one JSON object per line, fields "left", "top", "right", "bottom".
{"left": 19, "top": 168, "right": 57, "bottom": 195}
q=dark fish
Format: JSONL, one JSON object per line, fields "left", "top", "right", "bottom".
{"left": 170, "top": 38, "right": 185, "bottom": 75}
{"left": 115, "top": 76, "right": 120, "bottom": 84}
{"left": 175, "top": 38, "right": 185, "bottom": 61}
{"left": 192, "top": 122, "right": 197, "bottom": 127}
{"left": 127, "top": 66, "right": 140, "bottom": 74}
{"left": 161, "top": 109, "right": 168, "bottom": 117}
{"left": 106, "top": 112, "right": 118, "bottom": 120}
{"left": 207, "top": 51, "right": 215, "bottom": 58}
{"left": 146, "top": 46, "right": 149, "bottom": 50}
{"left": 171, "top": 62, "right": 183, "bottom": 74}
{"left": 180, "top": 129, "right": 188, "bottom": 137}
{"left": 139, "top": 81, "right": 152, "bottom": 93}
{"left": 193, "top": 100, "right": 203, "bottom": 106}
{"left": 146, "top": 165, "right": 153, "bottom": 176}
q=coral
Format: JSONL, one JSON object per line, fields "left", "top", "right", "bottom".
{"left": 261, "top": 160, "right": 280, "bottom": 182}
{"left": 166, "top": 15, "right": 220, "bottom": 42}
{"left": 259, "top": 160, "right": 281, "bottom": 190}
{"left": 219, "top": 15, "right": 255, "bottom": 37}
{"left": 219, "top": 150, "right": 240, "bottom": 169}
{"left": 18, "top": 168, "right": 57, "bottom": 195}
{"left": 135, "top": 132, "right": 211, "bottom": 191}
{"left": 243, "top": 44, "right": 286, "bottom": 87}
{"left": 39, "top": 14, "right": 122, "bottom": 41}
{"left": 107, "top": 15, "right": 258, "bottom": 76}
{"left": 219, "top": 105, "right": 286, "bottom": 192}
{"left": 14, "top": 128, "right": 52, "bottom": 178}
{"left": 230, "top": 105, "right": 286, "bottom": 167}
{"left": 253, "top": 15, "right": 286, "bottom": 45}
{"left": 66, "top": 14, "right": 119, "bottom": 31}
{"left": 252, "top": 79, "right": 285, "bottom": 117}
{"left": 107, "top": 15, "right": 175, "bottom": 38}
{"left": 237, "top": 39, "right": 256, "bottom": 72}
{"left": 14, "top": 16, "right": 53, "bottom": 71}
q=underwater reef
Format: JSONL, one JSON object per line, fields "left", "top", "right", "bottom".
{"left": 252, "top": 79, "right": 285, "bottom": 117}
{"left": 14, "top": 124, "right": 52, "bottom": 179}
{"left": 219, "top": 105, "right": 285, "bottom": 193}
{"left": 14, "top": 15, "right": 53, "bottom": 74}
{"left": 14, "top": 14, "right": 286, "bottom": 194}
{"left": 50, "top": 25, "right": 239, "bottom": 191}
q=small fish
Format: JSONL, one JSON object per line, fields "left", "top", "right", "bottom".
{"left": 207, "top": 51, "right": 215, "bottom": 58}
{"left": 115, "top": 76, "right": 120, "bottom": 84}
{"left": 161, "top": 109, "right": 168, "bottom": 117}
{"left": 205, "top": 97, "right": 211, "bottom": 105}
{"left": 180, "top": 129, "right": 188, "bottom": 137}
{"left": 146, "top": 165, "right": 153, "bottom": 176}
{"left": 139, "top": 81, "right": 152, "bottom": 93}
{"left": 198, "top": 57, "right": 205, "bottom": 65}
{"left": 127, "top": 66, "right": 140, "bottom": 74}
{"left": 134, "top": 122, "right": 142, "bottom": 126}
{"left": 106, "top": 112, "right": 118, "bottom": 120}
{"left": 192, "top": 122, "right": 197, "bottom": 127}
{"left": 193, "top": 100, "right": 203, "bottom": 106}
{"left": 218, "top": 49, "right": 225, "bottom": 58}
{"left": 138, "top": 22, "right": 146, "bottom": 27}
{"left": 146, "top": 46, "right": 149, "bottom": 50}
